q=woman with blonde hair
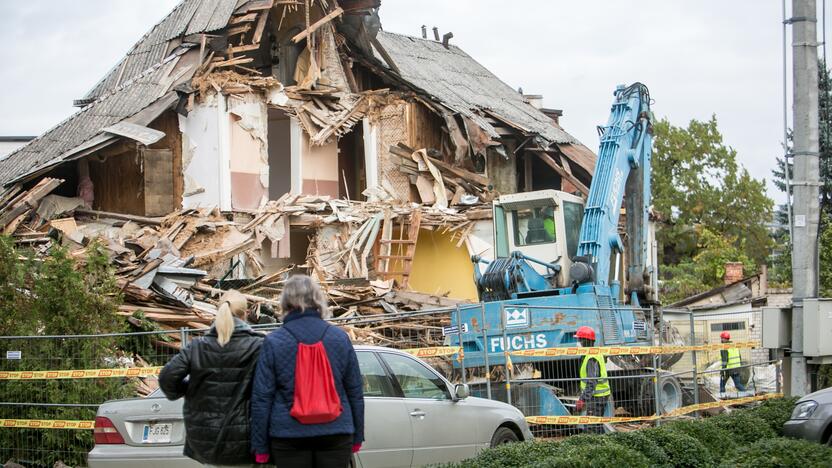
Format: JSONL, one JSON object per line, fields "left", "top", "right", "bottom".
{"left": 251, "top": 274, "right": 364, "bottom": 468}
{"left": 159, "top": 289, "right": 264, "bottom": 467}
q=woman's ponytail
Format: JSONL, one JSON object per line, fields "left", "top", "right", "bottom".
{"left": 213, "top": 290, "right": 249, "bottom": 347}
{"left": 215, "top": 301, "right": 234, "bottom": 347}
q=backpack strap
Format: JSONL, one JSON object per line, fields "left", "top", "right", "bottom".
{"left": 318, "top": 325, "right": 331, "bottom": 342}
{"left": 282, "top": 325, "right": 300, "bottom": 342}
{"left": 282, "top": 324, "right": 330, "bottom": 343}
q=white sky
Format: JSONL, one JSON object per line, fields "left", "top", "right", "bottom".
{"left": 1, "top": 0, "right": 829, "bottom": 204}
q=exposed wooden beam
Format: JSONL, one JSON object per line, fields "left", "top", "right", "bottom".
{"left": 291, "top": 7, "right": 344, "bottom": 43}
{"left": 532, "top": 151, "right": 590, "bottom": 196}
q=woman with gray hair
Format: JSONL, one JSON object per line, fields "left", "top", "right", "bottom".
{"left": 250, "top": 275, "right": 364, "bottom": 468}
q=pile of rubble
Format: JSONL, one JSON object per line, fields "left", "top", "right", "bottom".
{"left": 0, "top": 176, "right": 485, "bottom": 348}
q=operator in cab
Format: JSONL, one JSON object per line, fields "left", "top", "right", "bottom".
{"left": 720, "top": 331, "right": 746, "bottom": 395}
{"left": 575, "top": 326, "right": 610, "bottom": 433}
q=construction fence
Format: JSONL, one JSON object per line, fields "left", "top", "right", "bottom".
{"left": 0, "top": 306, "right": 782, "bottom": 466}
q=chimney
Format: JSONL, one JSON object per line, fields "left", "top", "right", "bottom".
{"left": 523, "top": 94, "right": 544, "bottom": 109}
{"left": 724, "top": 262, "right": 744, "bottom": 285}
{"left": 421, "top": 25, "right": 427, "bottom": 39}
{"left": 432, "top": 26, "right": 440, "bottom": 41}
{"left": 442, "top": 32, "right": 453, "bottom": 48}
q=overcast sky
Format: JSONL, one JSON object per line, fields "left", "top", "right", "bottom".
{"left": 0, "top": 0, "right": 828, "bottom": 204}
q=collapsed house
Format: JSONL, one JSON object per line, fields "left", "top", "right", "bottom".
{"left": 0, "top": 0, "right": 596, "bottom": 342}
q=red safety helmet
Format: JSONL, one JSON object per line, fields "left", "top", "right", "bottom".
{"left": 720, "top": 331, "right": 731, "bottom": 340}
{"left": 576, "top": 326, "right": 596, "bottom": 341}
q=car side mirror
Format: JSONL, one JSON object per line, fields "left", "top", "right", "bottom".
{"left": 453, "top": 383, "right": 470, "bottom": 400}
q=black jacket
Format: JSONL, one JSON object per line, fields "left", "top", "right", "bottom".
{"left": 159, "top": 319, "right": 263, "bottom": 465}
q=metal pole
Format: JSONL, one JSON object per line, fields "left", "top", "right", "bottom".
{"left": 501, "top": 304, "right": 512, "bottom": 405}
{"left": 180, "top": 327, "right": 187, "bottom": 345}
{"left": 480, "top": 303, "right": 492, "bottom": 400}
{"left": 455, "top": 305, "right": 467, "bottom": 386}
{"left": 785, "top": 0, "right": 795, "bottom": 240}
{"left": 689, "top": 310, "right": 700, "bottom": 417}
{"left": 790, "top": 0, "right": 820, "bottom": 397}
{"left": 651, "top": 307, "right": 661, "bottom": 423}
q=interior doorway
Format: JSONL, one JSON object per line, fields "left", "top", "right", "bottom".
{"left": 267, "top": 108, "right": 292, "bottom": 200}
{"left": 337, "top": 124, "right": 366, "bottom": 201}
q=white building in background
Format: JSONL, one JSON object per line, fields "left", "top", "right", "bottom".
{"left": 0, "top": 137, "right": 34, "bottom": 159}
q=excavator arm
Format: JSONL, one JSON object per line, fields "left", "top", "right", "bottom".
{"left": 570, "top": 83, "right": 655, "bottom": 301}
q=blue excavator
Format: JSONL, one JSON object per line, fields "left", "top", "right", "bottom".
{"left": 451, "top": 83, "right": 685, "bottom": 419}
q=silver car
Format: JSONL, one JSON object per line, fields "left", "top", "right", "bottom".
{"left": 88, "top": 345, "right": 532, "bottom": 467}
{"left": 783, "top": 386, "right": 832, "bottom": 445}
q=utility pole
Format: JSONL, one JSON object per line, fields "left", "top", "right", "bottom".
{"left": 790, "top": 0, "right": 820, "bottom": 396}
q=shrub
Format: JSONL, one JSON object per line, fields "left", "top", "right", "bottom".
{"left": 723, "top": 437, "right": 832, "bottom": 468}
{"left": 533, "top": 443, "right": 651, "bottom": 468}
{"left": 0, "top": 240, "right": 128, "bottom": 467}
{"left": 642, "top": 426, "right": 714, "bottom": 468}
{"left": 663, "top": 419, "right": 737, "bottom": 454}
{"left": 703, "top": 411, "right": 776, "bottom": 445}
{"left": 605, "top": 431, "right": 672, "bottom": 467}
{"left": 446, "top": 440, "right": 561, "bottom": 468}
{"left": 557, "top": 434, "right": 613, "bottom": 450}
{"left": 742, "top": 397, "right": 799, "bottom": 435}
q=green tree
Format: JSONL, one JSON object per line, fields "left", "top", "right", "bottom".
{"left": 652, "top": 116, "right": 773, "bottom": 302}
{"left": 652, "top": 116, "right": 773, "bottom": 267}
{"left": 0, "top": 239, "right": 131, "bottom": 466}
{"left": 660, "top": 228, "right": 756, "bottom": 304}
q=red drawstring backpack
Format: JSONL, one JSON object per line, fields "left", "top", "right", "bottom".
{"left": 284, "top": 325, "right": 342, "bottom": 424}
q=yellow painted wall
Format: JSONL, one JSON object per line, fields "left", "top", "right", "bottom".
{"left": 408, "top": 228, "right": 478, "bottom": 300}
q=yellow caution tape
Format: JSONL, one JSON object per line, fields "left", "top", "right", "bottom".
{"left": 0, "top": 367, "right": 162, "bottom": 380}
{"left": 1, "top": 393, "right": 784, "bottom": 430}
{"left": 1, "top": 419, "right": 95, "bottom": 430}
{"left": 401, "top": 346, "right": 462, "bottom": 358}
{"left": 526, "top": 393, "right": 784, "bottom": 425}
{"left": 511, "top": 341, "right": 759, "bottom": 358}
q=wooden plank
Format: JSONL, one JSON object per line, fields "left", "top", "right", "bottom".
{"left": 213, "top": 56, "right": 255, "bottom": 68}
{"left": 230, "top": 12, "right": 258, "bottom": 24}
{"left": 0, "top": 178, "right": 63, "bottom": 228}
{"left": 291, "top": 7, "right": 344, "bottom": 43}
{"left": 236, "top": 0, "right": 274, "bottom": 14}
{"left": 532, "top": 151, "right": 590, "bottom": 196}
{"left": 74, "top": 208, "right": 163, "bottom": 226}
{"left": 227, "top": 43, "right": 262, "bottom": 54}
{"left": 142, "top": 148, "right": 175, "bottom": 217}
{"left": 425, "top": 154, "right": 490, "bottom": 186}
{"left": 253, "top": 9, "right": 270, "bottom": 43}
{"left": 227, "top": 24, "right": 253, "bottom": 36}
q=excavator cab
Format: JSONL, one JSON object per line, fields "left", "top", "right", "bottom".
{"left": 492, "top": 189, "right": 584, "bottom": 287}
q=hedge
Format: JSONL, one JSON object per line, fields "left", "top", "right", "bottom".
{"left": 722, "top": 437, "right": 832, "bottom": 467}
{"left": 641, "top": 426, "right": 714, "bottom": 468}
{"left": 447, "top": 398, "right": 832, "bottom": 468}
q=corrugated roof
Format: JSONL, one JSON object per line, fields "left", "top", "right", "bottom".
{"left": 80, "top": 0, "right": 237, "bottom": 102}
{"left": 0, "top": 53, "right": 190, "bottom": 185}
{"left": 375, "top": 31, "right": 578, "bottom": 146}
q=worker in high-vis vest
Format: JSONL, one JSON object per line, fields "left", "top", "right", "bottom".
{"left": 575, "top": 326, "right": 610, "bottom": 432}
{"left": 720, "top": 331, "right": 746, "bottom": 393}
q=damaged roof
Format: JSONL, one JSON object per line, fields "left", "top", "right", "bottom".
{"left": 0, "top": 51, "right": 193, "bottom": 185}
{"left": 79, "top": 0, "right": 238, "bottom": 104}
{"left": 375, "top": 31, "right": 579, "bottom": 147}
{"left": 0, "top": 0, "right": 237, "bottom": 185}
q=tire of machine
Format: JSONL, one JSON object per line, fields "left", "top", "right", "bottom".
{"left": 638, "top": 371, "right": 683, "bottom": 416}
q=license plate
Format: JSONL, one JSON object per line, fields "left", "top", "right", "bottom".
{"left": 141, "top": 423, "right": 172, "bottom": 443}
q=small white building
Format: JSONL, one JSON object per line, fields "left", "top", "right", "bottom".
{"left": 0, "top": 137, "right": 34, "bottom": 159}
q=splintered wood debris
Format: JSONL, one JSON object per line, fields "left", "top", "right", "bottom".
{"left": 0, "top": 178, "right": 486, "bottom": 349}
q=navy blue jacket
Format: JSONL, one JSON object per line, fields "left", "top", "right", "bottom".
{"left": 250, "top": 309, "right": 364, "bottom": 454}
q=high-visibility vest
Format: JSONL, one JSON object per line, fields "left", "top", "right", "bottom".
{"left": 725, "top": 347, "right": 741, "bottom": 370}
{"left": 543, "top": 218, "right": 555, "bottom": 240}
{"left": 580, "top": 354, "right": 611, "bottom": 397}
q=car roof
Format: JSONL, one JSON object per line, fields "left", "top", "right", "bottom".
{"left": 354, "top": 345, "right": 409, "bottom": 353}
